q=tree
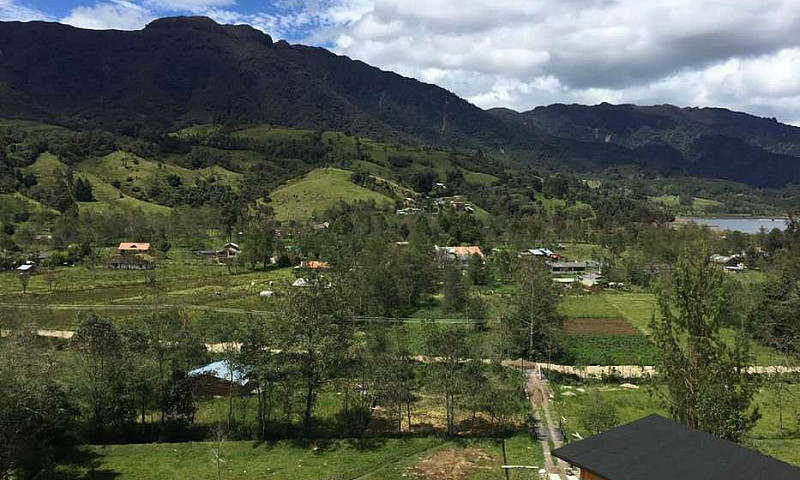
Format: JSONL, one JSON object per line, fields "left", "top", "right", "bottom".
{"left": 651, "top": 243, "right": 760, "bottom": 441}
{"left": 71, "top": 313, "right": 136, "bottom": 435}
{"left": 423, "top": 322, "right": 469, "bottom": 436}
{"left": 242, "top": 203, "right": 276, "bottom": 270}
{"left": 442, "top": 258, "right": 467, "bottom": 313}
{"left": 467, "top": 253, "right": 489, "bottom": 285}
{"left": 364, "top": 325, "right": 418, "bottom": 433}
{"left": 274, "top": 279, "right": 354, "bottom": 436}
{"left": 73, "top": 177, "right": 95, "bottom": 202}
{"left": 18, "top": 272, "right": 29, "bottom": 294}
{"left": 0, "top": 331, "right": 75, "bottom": 478}
{"left": 579, "top": 393, "right": 620, "bottom": 435}
{"left": 504, "top": 260, "right": 560, "bottom": 359}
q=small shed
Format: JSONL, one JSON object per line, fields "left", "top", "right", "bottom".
{"left": 292, "top": 278, "right": 311, "bottom": 288}
{"left": 16, "top": 261, "right": 35, "bottom": 273}
{"left": 188, "top": 360, "right": 253, "bottom": 396}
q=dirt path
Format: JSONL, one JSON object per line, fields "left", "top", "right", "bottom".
{"left": 526, "top": 365, "right": 567, "bottom": 479}
{"left": 7, "top": 328, "right": 800, "bottom": 375}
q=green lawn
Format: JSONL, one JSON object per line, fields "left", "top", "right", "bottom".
{"left": 550, "top": 381, "right": 800, "bottom": 466}
{"left": 51, "top": 434, "right": 544, "bottom": 480}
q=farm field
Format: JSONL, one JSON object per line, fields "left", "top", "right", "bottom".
{"left": 2, "top": 262, "right": 792, "bottom": 367}
{"left": 556, "top": 293, "right": 656, "bottom": 365}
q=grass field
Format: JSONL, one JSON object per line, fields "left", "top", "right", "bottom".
{"left": 23, "top": 153, "right": 173, "bottom": 216}
{"left": 270, "top": 167, "right": 395, "bottom": 221}
{"left": 650, "top": 195, "right": 723, "bottom": 213}
{"left": 52, "top": 434, "right": 543, "bottom": 480}
{"left": 79, "top": 151, "right": 241, "bottom": 191}
{"left": 550, "top": 380, "right": 800, "bottom": 466}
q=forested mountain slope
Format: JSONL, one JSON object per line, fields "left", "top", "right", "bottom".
{"left": 494, "top": 103, "right": 800, "bottom": 187}
{"left": 2, "top": 17, "right": 800, "bottom": 186}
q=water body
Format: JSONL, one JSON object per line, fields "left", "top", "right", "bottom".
{"left": 683, "top": 217, "right": 789, "bottom": 234}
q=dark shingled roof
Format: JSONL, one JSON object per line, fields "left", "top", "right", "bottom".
{"left": 552, "top": 414, "right": 800, "bottom": 480}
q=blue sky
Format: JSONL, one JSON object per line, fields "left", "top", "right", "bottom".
{"left": 2, "top": 0, "right": 800, "bottom": 125}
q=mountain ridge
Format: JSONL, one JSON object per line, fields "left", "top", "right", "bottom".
{"left": 2, "top": 17, "right": 800, "bottom": 187}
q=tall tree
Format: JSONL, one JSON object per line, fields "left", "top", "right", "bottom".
{"left": 72, "top": 313, "right": 136, "bottom": 435}
{"left": 242, "top": 203, "right": 276, "bottom": 270}
{"left": 0, "top": 330, "right": 74, "bottom": 478}
{"left": 423, "top": 322, "right": 469, "bottom": 436}
{"left": 275, "top": 279, "right": 354, "bottom": 436}
{"left": 652, "top": 243, "right": 760, "bottom": 441}
{"left": 504, "top": 260, "right": 560, "bottom": 359}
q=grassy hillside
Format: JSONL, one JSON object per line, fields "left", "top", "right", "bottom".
{"left": 650, "top": 194, "right": 722, "bottom": 213}
{"left": 78, "top": 151, "right": 241, "bottom": 192}
{"left": 23, "top": 152, "right": 172, "bottom": 215}
{"left": 270, "top": 167, "right": 395, "bottom": 222}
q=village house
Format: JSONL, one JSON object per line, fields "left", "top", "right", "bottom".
{"left": 117, "top": 242, "right": 150, "bottom": 254}
{"left": 106, "top": 242, "right": 155, "bottom": 270}
{"left": 710, "top": 253, "right": 747, "bottom": 272}
{"left": 296, "top": 260, "right": 331, "bottom": 270}
{"left": 553, "top": 414, "right": 799, "bottom": 480}
{"left": 547, "top": 260, "right": 590, "bottom": 274}
{"left": 396, "top": 207, "right": 422, "bottom": 216}
{"left": 521, "top": 247, "right": 560, "bottom": 260}
{"left": 435, "top": 245, "right": 484, "bottom": 269}
{"left": 216, "top": 242, "right": 241, "bottom": 261}
{"left": 193, "top": 242, "right": 242, "bottom": 263}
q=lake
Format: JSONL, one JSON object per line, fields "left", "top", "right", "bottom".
{"left": 683, "top": 217, "right": 789, "bottom": 233}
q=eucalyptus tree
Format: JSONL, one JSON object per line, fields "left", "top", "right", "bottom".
{"left": 274, "top": 278, "right": 355, "bottom": 436}
{"left": 652, "top": 243, "right": 760, "bottom": 441}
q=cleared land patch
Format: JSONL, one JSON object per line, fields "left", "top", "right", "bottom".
{"left": 562, "top": 318, "right": 637, "bottom": 336}
{"left": 408, "top": 447, "right": 494, "bottom": 480}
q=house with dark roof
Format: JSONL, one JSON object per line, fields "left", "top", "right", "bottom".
{"left": 552, "top": 414, "right": 800, "bottom": 480}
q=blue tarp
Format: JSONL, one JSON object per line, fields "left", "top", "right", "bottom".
{"left": 188, "top": 360, "right": 250, "bottom": 386}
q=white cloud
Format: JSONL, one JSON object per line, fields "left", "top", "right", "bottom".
{"left": 0, "top": 0, "right": 50, "bottom": 21}
{"left": 61, "top": 0, "right": 154, "bottom": 30}
{"left": 296, "top": 0, "right": 800, "bottom": 124}
{"left": 144, "top": 0, "right": 234, "bottom": 13}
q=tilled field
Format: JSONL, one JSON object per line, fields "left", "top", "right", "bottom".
{"left": 562, "top": 317, "right": 637, "bottom": 336}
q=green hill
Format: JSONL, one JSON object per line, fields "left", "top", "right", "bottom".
{"left": 78, "top": 151, "right": 241, "bottom": 193}
{"left": 23, "top": 152, "right": 172, "bottom": 215}
{"left": 270, "top": 167, "right": 396, "bottom": 222}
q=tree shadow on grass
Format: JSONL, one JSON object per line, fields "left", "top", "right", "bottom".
{"left": 37, "top": 445, "right": 120, "bottom": 480}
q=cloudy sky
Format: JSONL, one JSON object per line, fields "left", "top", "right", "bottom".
{"left": 2, "top": 0, "right": 800, "bottom": 125}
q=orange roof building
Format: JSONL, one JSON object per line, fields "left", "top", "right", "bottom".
{"left": 296, "top": 260, "right": 331, "bottom": 270}
{"left": 118, "top": 242, "right": 151, "bottom": 253}
{"left": 448, "top": 246, "right": 484, "bottom": 258}
{"left": 435, "top": 245, "right": 485, "bottom": 269}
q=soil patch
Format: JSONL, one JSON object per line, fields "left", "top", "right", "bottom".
{"left": 407, "top": 447, "right": 494, "bottom": 480}
{"left": 562, "top": 318, "right": 637, "bottom": 336}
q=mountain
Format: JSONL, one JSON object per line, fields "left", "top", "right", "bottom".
{"left": 492, "top": 103, "right": 800, "bottom": 187}
{"left": 0, "top": 16, "right": 522, "bottom": 149}
{"left": 2, "top": 17, "right": 800, "bottom": 187}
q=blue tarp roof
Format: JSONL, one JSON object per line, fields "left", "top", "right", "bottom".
{"left": 188, "top": 360, "right": 250, "bottom": 386}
